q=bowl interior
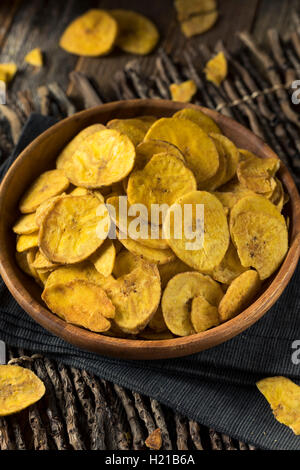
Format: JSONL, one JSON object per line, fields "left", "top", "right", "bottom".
{"left": 0, "top": 99, "right": 299, "bottom": 360}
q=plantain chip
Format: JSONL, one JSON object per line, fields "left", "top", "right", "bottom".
{"left": 256, "top": 376, "right": 300, "bottom": 435}
{"left": 127, "top": 153, "right": 197, "bottom": 220}
{"left": 175, "top": 0, "right": 217, "bottom": 21}
{"left": 148, "top": 306, "right": 167, "bottom": 333}
{"left": 64, "top": 129, "right": 135, "bottom": 188}
{"left": 69, "top": 187, "right": 89, "bottom": 196}
{"left": 16, "top": 233, "right": 39, "bottom": 252}
{"left": 173, "top": 108, "right": 221, "bottom": 135}
{"left": 59, "top": 9, "right": 118, "bottom": 56}
{"left": 135, "top": 140, "right": 185, "bottom": 171}
{"left": 158, "top": 258, "right": 191, "bottom": 289}
{"left": 230, "top": 195, "right": 288, "bottom": 279}
{"left": 35, "top": 268, "right": 51, "bottom": 286}
{"left": 211, "top": 242, "right": 247, "bottom": 284}
{"left": 90, "top": 239, "right": 116, "bottom": 277}
{"left": 210, "top": 133, "right": 239, "bottom": 184}
{"left": 42, "top": 279, "right": 115, "bottom": 332}
{"left": 13, "top": 213, "right": 38, "bottom": 235}
{"left": 169, "top": 80, "right": 197, "bottom": 103}
{"left": 105, "top": 263, "right": 161, "bottom": 334}
{"left": 39, "top": 194, "right": 110, "bottom": 264}
{"left": 162, "top": 272, "right": 223, "bottom": 336}
{"left": 204, "top": 52, "right": 227, "bottom": 86}
{"left": 35, "top": 193, "right": 67, "bottom": 228}
{"left": 145, "top": 117, "right": 219, "bottom": 185}
{"left": 237, "top": 154, "right": 280, "bottom": 194}
{"left": 45, "top": 262, "right": 111, "bottom": 290}
{"left": 218, "top": 270, "right": 261, "bottom": 322}
{"left": 200, "top": 138, "right": 227, "bottom": 190}
{"left": 163, "top": 191, "right": 229, "bottom": 272}
{"left": 0, "top": 365, "right": 45, "bottom": 416}
{"left": 25, "top": 48, "right": 43, "bottom": 67}
{"left": 16, "top": 249, "right": 36, "bottom": 277}
{"left": 191, "top": 295, "right": 220, "bottom": 332}
{"left": 56, "top": 124, "right": 106, "bottom": 170}
{"left": 181, "top": 11, "right": 218, "bottom": 37}
{"left": 113, "top": 250, "right": 143, "bottom": 278}
{"left": 107, "top": 118, "right": 152, "bottom": 146}
{"left": 19, "top": 170, "right": 69, "bottom": 214}
{"left": 0, "top": 63, "right": 17, "bottom": 84}
{"left": 213, "top": 188, "right": 256, "bottom": 211}
{"left": 111, "top": 9, "right": 159, "bottom": 55}
{"left": 269, "top": 177, "right": 285, "bottom": 212}
{"left": 118, "top": 233, "right": 175, "bottom": 265}
{"left": 107, "top": 196, "right": 169, "bottom": 250}
{"left": 33, "top": 250, "right": 60, "bottom": 271}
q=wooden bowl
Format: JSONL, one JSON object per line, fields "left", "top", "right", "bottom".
{"left": 0, "top": 99, "right": 299, "bottom": 360}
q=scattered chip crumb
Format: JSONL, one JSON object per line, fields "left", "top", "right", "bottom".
{"left": 0, "top": 63, "right": 17, "bottom": 84}
{"left": 145, "top": 428, "right": 162, "bottom": 450}
{"left": 169, "top": 80, "right": 197, "bottom": 102}
{"left": 204, "top": 51, "right": 227, "bottom": 86}
{"left": 25, "top": 48, "right": 43, "bottom": 67}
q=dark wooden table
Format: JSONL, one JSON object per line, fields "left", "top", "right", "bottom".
{"left": 0, "top": 0, "right": 299, "bottom": 101}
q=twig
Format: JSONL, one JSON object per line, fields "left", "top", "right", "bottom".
{"left": 174, "top": 413, "right": 188, "bottom": 450}
{"left": 209, "top": 428, "right": 223, "bottom": 450}
{"left": 150, "top": 399, "right": 172, "bottom": 450}
{"left": 189, "top": 421, "right": 203, "bottom": 450}
{"left": 69, "top": 71, "right": 103, "bottom": 108}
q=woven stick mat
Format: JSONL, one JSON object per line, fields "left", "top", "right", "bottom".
{"left": 1, "top": 27, "right": 300, "bottom": 450}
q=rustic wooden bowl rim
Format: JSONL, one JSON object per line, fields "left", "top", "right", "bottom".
{"left": 0, "top": 99, "right": 299, "bottom": 360}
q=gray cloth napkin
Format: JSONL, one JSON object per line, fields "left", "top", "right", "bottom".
{"left": 0, "top": 114, "right": 299, "bottom": 450}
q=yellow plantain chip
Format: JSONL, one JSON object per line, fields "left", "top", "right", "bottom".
{"left": 145, "top": 428, "right": 163, "bottom": 450}
{"left": 213, "top": 188, "right": 256, "bottom": 211}
{"left": 25, "top": 248, "right": 39, "bottom": 280}
{"left": 162, "top": 272, "right": 223, "bottom": 336}
{"left": 113, "top": 250, "right": 144, "bottom": 278}
{"left": 45, "top": 262, "right": 111, "bottom": 290}
{"left": 42, "top": 279, "right": 115, "bottom": 332}
{"left": 218, "top": 270, "right": 261, "bottom": 322}
{"left": 158, "top": 258, "right": 191, "bottom": 289}
{"left": 210, "top": 133, "right": 239, "bottom": 184}
{"left": 191, "top": 295, "right": 220, "bottom": 332}
{"left": 211, "top": 242, "right": 247, "bottom": 284}
{"left": 19, "top": 170, "right": 69, "bottom": 214}
{"left": 16, "top": 250, "right": 35, "bottom": 277}
{"left": 237, "top": 155, "right": 280, "bottom": 194}
{"left": 35, "top": 193, "right": 67, "bottom": 228}
{"left": 269, "top": 177, "right": 285, "bottom": 212}
{"left": 256, "top": 376, "right": 300, "bottom": 435}
{"left": 169, "top": 80, "right": 197, "bottom": 103}
{"left": 204, "top": 52, "right": 228, "bottom": 86}
{"left": 181, "top": 11, "right": 218, "bottom": 37}
{"left": 201, "top": 138, "right": 227, "bottom": 190}
{"left": 64, "top": 129, "right": 135, "bottom": 188}
{"left": 175, "top": 0, "right": 217, "bottom": 21}
{"left": 105, "top": 263, "right": 161, "bottom": 334}
{"left": 107, "top": 118, "right": 153, "bottom": 146}
{"left": 117, "top": 233, "right": 176, "bottom": 265}
{"left": 16, "top": 233, "right": 38, "bottom": 252}
{"left": 135, "top": 140, "right": 185, "bottom": 170}
{"left": 35, "top": 268, "right": 51, "bottom": 285}
{"left": 25, "top": 48, "right": 43, "bottom": 67}
{"left": 110, "top": 9, "right": 159, "bottom": 55}
{"left": 145, "top": 117, "right": 219, "bottom": 185}
{"left": 69, "top": 187, "right": 89, "bottom": 196}
{"left": 127, "top": 153, "right": 197, "bottom": 220}
{"left": 33, "top": 250, "right": 60, "bottom": 270}
{"left": 13, "top": 213, "right": 38, "bottom": 235}
{"left": 148, "top": 306, "right": 167, "bottom": 333}
{"left": 238, "top": 148, "right": 257, "bottom": 162}
{"left": 163, "top": 191, "right": 229, "bottom": 272}
{"left": 90, "top": 239, "right": 116, "bottom": 277}
{"left": 56, "top": 124, "right": 106, "bottom": 170}
{"left": 230, "top": 195, "right": 288, "bottom": 279}
{"left": 173, "top": 108, "right": 221, "bottom": 135}
{"left": 0, "top": 365, "right": 45, "bottom": 416}
{"left": 59, "top": 9, "right": 118, "bottom": 56}
{"left": 107, "top": 196, "right": 169, "bottom": 250}
{"left": 0, "top": 63, "right": 17, "bottom": 84}
{"left": 39, "top": 194, "right": 110, "bottom": 264}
